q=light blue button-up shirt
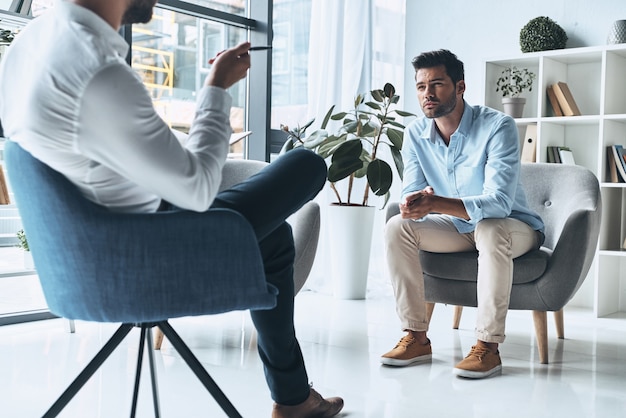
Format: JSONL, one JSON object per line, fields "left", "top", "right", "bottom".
{"left": 402, "top": 101, "right": 544, "bottom": 234}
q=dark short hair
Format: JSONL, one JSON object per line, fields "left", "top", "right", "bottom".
{"left": 411, "top": 49, "right": 465, "bottom": 85}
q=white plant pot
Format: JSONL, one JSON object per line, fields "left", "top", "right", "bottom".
{"left": 327, "top": 204, "right": 376, "bottom": 299}
{"left": 502, "top": 97, "right": 526, "bottom": 118}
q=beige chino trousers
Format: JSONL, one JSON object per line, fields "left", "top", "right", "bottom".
{"left": 385, "top": 214, "right": 541, "bottom": 343}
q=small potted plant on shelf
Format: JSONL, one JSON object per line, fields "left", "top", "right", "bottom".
{"left": 519, "top": 16, "right": 568, "bottom": 53}
{"left": 16, "top": 229, "right": 34, "bottom": 270}
{"left": 281, "top": 82, "right": 415, "bottom": 299}
{"left": 496, "top": 66, "right": 536, "bottom": 118}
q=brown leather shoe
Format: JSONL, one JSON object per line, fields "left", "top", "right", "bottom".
{"left": 272, "top": 388, "right": 344, "bottom": 418}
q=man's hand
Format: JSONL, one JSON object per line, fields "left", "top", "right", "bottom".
{"left": 399, "top": 186, "right": 434, "bottom": 220}
{"left": 204, "top": 42, "right": 252, "bottom": 89}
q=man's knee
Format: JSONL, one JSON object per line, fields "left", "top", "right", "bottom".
{"left": 474, "top": 219, "right": 510, "bottom": 249}
{"left": 385, "top": 214, "right": 406, "bottom": 242}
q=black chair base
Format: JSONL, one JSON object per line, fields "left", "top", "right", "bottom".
{"left": 42, "top": 321, "right": 243, "bottom": 418}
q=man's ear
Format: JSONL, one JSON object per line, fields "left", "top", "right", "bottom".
{"left": 457, "top": 80, "right": 466, "bottom": 95}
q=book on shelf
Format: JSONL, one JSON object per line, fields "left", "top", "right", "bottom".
{"left": 558, "top": 147, "right": 576, "bottom": 165}
{"left": 609, "top": 145, "right": 626, "bottom": 182}
{"left": 547, "top": 146, "right": 563, "bottom": 163}
{"left": 620, "top": 147, "right": 626, "bottom": 174}
{"left": 0, "top": 166, "right": 10, "bottom": 205}
{"left": 607, "top": 146, "right": 620, "bottom": 182}
{"left": 546, "top": 85, "right": 563, "bottom": 116}
{"left": 521, "top": 124, "right": 537, "bottom": 162}
{"left": 552, "top": 81, "right": 582, "bottom": 116}
{"left": 546, "top": 146, "right": 576, "bottom": 164}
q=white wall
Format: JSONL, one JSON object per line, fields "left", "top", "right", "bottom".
{"left": 403, "top": 0, "right": 626, "bottom": 111}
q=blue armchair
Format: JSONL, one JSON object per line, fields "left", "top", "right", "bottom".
{"left": 5, "top": 140, "right": 278, "bottom": 417}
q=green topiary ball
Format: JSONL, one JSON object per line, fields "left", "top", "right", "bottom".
{"left": 519, "top": 16, "right": 568, "bottom": 53}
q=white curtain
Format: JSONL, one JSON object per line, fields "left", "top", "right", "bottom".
{"left": 303, "top": 0, "right": 407, "bottom": 297}
{"left": 307, "top": 0, "right": 373, "bottom": 121}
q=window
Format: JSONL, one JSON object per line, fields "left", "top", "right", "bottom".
{"left": 270, "top": 0, "right": 311, "bottom": 129}
{"left": 131, "top": 6, "right": 248, "bottom": 158}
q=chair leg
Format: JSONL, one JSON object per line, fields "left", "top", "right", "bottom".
{"left": 66, "top": 319, "right": 75, "bottom": 334}
{"left": 154, "top": 327, "right": 165, "bottom": 350}
{"left": 554, "top": 309, "right": 564, "bottom": 339}
{"left": 146, "top": 327, "right": 162, "bottom": 417}
{"left": 452, "top": 306, "right": 463, "bottom": 329}
{"left": 42, "top": 323, "right": 135, "bottom": 418}
{"left": 130, "top": 326, "right": 161, "bottom": 418}
{"left": 426, "top": 302, "right": 435, "bottom": 323}
{"left": 156, "top": 321, "right": 243, "bottom": 418}
{"left": 130, "top": 326, "right": 148, "bottom": 418}
{"left": 532, "top": 311, "right": 549, "bottom": 364}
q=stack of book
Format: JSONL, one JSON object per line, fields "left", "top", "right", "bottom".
{"left": 606, "top": 144, "right": 626, "bottom": 182}
{"left": 546, "top": 81, "right": 581, "bottom": 117}
{"left": 547, "top": 146, "right": 576, "bottom": 165}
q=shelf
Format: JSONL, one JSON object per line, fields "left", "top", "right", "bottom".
{"left": 486, "top": 43, "right": 626, "bottom": 317}
{"left": 598, "top": 250, "right": 626, "bottom": 256}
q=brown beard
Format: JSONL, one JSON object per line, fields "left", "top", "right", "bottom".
{"left": 121, "top": 0, "right": 157, "bottom": 25}
{"left": 423, "top": 89, "right": 458, "bottom": 119}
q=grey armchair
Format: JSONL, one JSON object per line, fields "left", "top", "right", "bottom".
{"left": 153, "top": 158, "right": 321, "bottom": 350}
{"left": 220, "top": 158, "right": 321, "bottom": 295}
{"left": 386, "top": 162, "right": 601, "bottom": 364}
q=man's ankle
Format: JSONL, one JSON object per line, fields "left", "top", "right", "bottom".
{"left": 408, "top": 330, "right": 429, "bottom": 345}
{"left": 480, "top": 340, "right": 499, "bottom": 353}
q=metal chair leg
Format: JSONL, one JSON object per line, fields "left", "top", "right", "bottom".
{"left": 157, "top": 321, "right": 243, "bottom": 418}
{"left": 130, "top": 326, "right": 147, "bottom": 418}
{"left": 42, "top": 323, "right": 135, "bottom": 418}
{"left": 130, "top": 326, "right": 161, "bottom": 418}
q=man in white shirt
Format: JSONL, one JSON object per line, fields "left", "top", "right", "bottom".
{"left": 0, "top": 1, "right": 343, "bottom": 416}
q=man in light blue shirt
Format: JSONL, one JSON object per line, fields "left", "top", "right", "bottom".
{"left": 381, "top": 50, "right": 544, "bottom": 379}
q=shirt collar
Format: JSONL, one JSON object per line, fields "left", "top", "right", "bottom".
{"left": 56, "top": 1, "right": 130, "bottom": 58}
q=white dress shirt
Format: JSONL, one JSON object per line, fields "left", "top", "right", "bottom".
{"left": 0, "top": 2, "right": 232, "bottom": 213}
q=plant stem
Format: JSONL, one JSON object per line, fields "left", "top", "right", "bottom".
{"left": 362, "top": 97, "right": 389, "bottom": 206}
{"left": 330, "top": 182, "right": 342, "bottom": 204}
{"left": 347, "top": 173, "right": 354, "bottom": 204}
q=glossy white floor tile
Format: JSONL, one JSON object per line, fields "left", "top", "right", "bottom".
{"left": 1, "top": 291, "right": 625, "bottom": 417}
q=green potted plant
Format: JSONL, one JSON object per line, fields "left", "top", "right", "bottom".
{"left": 16, "top": 229, "right": 34, "bottom": 270}
{"left": 0, "top": 29, "right": 16, "bottom": 44}
{"left": 496, "top": 66, "right": 536, "bottom": 118}
{"left": 519, "top": 16, "right": 568, "bottom": 53}
{"left": 282, "top": 82, "right": 414, "bottom": 208}
{"left": 0, "top": 29, "right": 16, "bottom": 61}
{"left": 281, "top": 82, "right": 414, "bottom": 299}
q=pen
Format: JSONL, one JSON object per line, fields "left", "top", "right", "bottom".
{"left": 249, "top": 46, "right": 272, "bottom": 51}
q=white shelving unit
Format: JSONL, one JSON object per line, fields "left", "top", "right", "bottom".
{"left": 484, "top": 44, "right": 626, "bottom": 318}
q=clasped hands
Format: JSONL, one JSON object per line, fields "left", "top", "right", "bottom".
{"left": 399, "top": 186, "right": 435, "bottom": 220}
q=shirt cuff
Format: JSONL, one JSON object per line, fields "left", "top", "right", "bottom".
{"left": 461, "top": 196, "right": 482, "bottom": 223}
{"left": 196, "top": 85, "right": 233, "bottom": 116}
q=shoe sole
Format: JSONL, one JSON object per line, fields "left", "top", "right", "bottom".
{"left": 452, "top": 364, "right": 502, "bottom": 379}
{"left": 380, "top": 354, "right": 432, "bottom": 367}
